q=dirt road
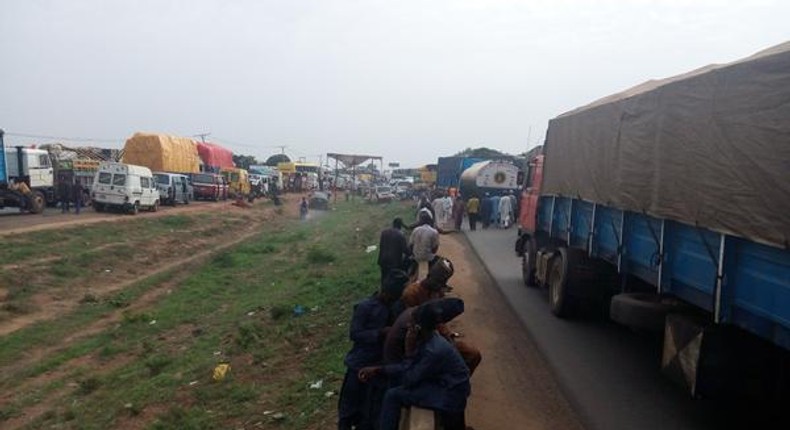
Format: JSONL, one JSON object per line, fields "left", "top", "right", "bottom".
{"left": 0, "top": 200, "right": 584, "bottom": 429}
{"left": 439, "top": 232, "right": 584, "bottom": 430}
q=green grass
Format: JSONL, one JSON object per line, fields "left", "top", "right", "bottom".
{"left": 0, "top": 199, "right": 413, "bottom": 429}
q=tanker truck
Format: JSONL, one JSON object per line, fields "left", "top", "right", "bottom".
{"left": 515, "top": 43, "right": 790, "bottom": 404}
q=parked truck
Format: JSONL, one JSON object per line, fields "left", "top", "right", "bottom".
{"left": 121, "top": 132, "right": 201, "bottom": 174}
{"left": 436, "top": 156, "right": 482, "bottom": 189}
{"left": 515, "top": 43, "right": 790, "bottom": 403}
{"left": 0, "top": 129, "right": 51, "bottom": 213}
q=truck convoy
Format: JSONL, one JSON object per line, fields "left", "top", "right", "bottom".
{"left": 515, "top": 43, "right": 790, "bottom": 403}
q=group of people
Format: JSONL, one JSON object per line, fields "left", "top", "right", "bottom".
{"left": 415, "top": 190, "right": 518, "bottom": 233}
{"left": 338, "top": 209, "right": 481, "bottom": 430}
{"left": 58, "top": 177, "right": 86, "bottom": 214}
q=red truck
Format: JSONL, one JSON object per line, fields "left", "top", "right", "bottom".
{"left": 190, "top": 172, "right": 228, "bottom": 201}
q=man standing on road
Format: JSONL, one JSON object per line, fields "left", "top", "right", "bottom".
{"left": 59, "top": 177, "right": 72, "bottom": 213}
{"left": 377, "top": 218, "right": 410, "bottom": 285}
{"left": 452, "top": 195, "right": 466, "bottom": 231}
{"left": 466, "top": 195, "right": 479, "bottom": 231}
{"left": 73, "top": 180, "right": 84, "bottom": 215}
{"left": 480, "top": 193, "right": 491, "bottom": 229}
{"left": 409, "top": 212, "right": 439, "bottom": 280}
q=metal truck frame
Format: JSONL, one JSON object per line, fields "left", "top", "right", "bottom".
{"left": 516, "top": 44, "right": 790, "bottom": 403}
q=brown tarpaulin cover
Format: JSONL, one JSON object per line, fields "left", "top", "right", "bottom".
{"left": 122, "top": 132, "right": 201, "bottom": 174}
{"left": 542, "top": 42, "right": 790, "bottom": 249}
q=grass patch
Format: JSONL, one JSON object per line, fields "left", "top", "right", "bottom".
{"left": 0, "top": 200, "right": 412, "bottom": 429}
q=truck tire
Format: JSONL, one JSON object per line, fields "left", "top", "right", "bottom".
{"left": 610, "top": 292, "right": 691, "bottom": 332}
{"left": 548, "top": 248, "right": 573, "bottom": 317}
{"left": 94, "top": 202, "right": 105, "bottom": 212}
{"left": 29, "top": 191, "right": 46, "bottom": 214}
{"left": 521, "top": 236, "right": 538, "bottom": 287}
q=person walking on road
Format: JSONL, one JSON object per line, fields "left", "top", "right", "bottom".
{"left": 466, "top": 195, "right": 479, "bottom": 231}
{"left": 377, "top": 218, "right": 410, "bottom": 285}
{"left": 409, "top": 212, "right": 439, "bottom": 280}
{"left": 498, "top": 192, "right": 513, "bottom": 228}
{"left": 452, "top": 195, "right": 466, "bottom": 231}
{"left": 480, "top": 193, "right": 491, "bottom": 229}
{"left": 300, "top": 197, "right": 309, "bottom": 220}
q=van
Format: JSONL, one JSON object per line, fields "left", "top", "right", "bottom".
{"left": 91, "top": 162, "right": 159, "bottom": 214}
{"left": 221, "top": 167, "right": 251, "bottom": 198}
{"left": 153, "top": 172, "right": 194, "bottom": 205}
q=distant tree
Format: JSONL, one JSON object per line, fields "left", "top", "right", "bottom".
{"left": 233, "top": 154, "right": 259, "bottom": 170}
{"left": 265, "top": 154, "right": 291, "bottom": 166}
{"left": 453, "top": 147, "right": 509, "bottom": 159}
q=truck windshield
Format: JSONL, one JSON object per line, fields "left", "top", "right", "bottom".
{"left": 193, "top": 174, "right": 213, "bottom": 184}
{"left": 98, "top": 172, "right": 112, "bottom": 184}
{"left": 154, "top": 174, "right": 170, "bottom": 184}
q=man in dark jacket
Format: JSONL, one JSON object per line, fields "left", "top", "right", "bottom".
{"left": 377, "top": 218, "right": 410, "bottom": 284}
{"left": 360, "top": 301, "right": 472, "bottom": 430}
{"left": 337, "top": 274, "right": 408, "bottom": 430}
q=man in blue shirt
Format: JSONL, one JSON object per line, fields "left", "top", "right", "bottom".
{"left": 338, "top": 272, "right": 409, "bottom": 430}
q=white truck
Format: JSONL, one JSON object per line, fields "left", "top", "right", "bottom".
{"left": 0, "top": 129, "right": 50, "bottom": 213}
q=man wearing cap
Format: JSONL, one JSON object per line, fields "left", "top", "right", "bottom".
{"left": 377, "top": 218, "right": 410, "bottom": 285}
{"left": 338, "top": 272, "right": 408, "bottom": 430}
{"left": 360, "top": 302, "right": 472, "bottom": 430}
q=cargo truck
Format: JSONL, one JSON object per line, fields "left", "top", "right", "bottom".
{"left": 0, "top": 129, "right": 51, "bottom": 213}
{"left": 515, "top": 43, "right": 790, "bottom": 404}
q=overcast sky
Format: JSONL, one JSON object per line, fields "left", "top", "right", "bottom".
{"left": 1, "top": 0, "right": 787, "bottom": 168}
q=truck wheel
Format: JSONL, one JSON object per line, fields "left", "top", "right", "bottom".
{"left": 29, "top": 191, "right": 46, "bottom": 214}
{"left": 522, "top": 237, "right": 538, "bottom": 287}
{"left": 94, "top": 202, "right": 104, "bottom": 212}
{"left": 610, "top": 293, "right": 691, "bottom": 333}
{"left": 548, "top": 248, "right": 573, "bottom": 317}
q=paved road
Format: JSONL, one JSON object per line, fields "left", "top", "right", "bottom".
{"left": 464, "top": 228, "right": 721, "bottom": 430}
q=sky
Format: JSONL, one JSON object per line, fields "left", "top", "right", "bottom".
{"left": 1, "top": 0, "right": 787, "bottom": 168}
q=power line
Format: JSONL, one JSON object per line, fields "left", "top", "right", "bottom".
{"left": 4, "top": 131, "right": 123, "bottom": 144}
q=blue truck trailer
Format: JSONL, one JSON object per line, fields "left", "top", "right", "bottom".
{"left": 436, "top": 156, "right": 482, "bottom": 188}
{"left": 516, "top": 43, "right": 790, "bottom": 403}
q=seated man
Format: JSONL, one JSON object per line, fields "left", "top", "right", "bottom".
{"left": 395, "top": 259, "right": 482, "bottom": 375}
{"left": 337, "top": 272, "right": 408, "bottom": 430}
{"left": 360, "top": 302, "right": 472, "bottom": 430}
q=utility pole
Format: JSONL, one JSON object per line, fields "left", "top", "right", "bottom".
{"left": 273, "top": 145, "right": 287, "bottom": 154}
{"left": 194, "top": 132, "right": 211, "bottom": 143}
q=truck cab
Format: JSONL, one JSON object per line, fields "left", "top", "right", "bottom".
{"left": 191, "top": 172, "right": 228, "bottom": 201}
{"left": 0, "top": 131, "right": 51, "bottom": 213}
{"left": 221, "top": 167, "right": 250, "bottom": 198}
